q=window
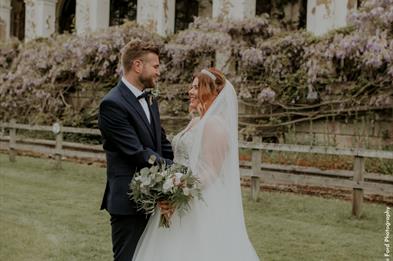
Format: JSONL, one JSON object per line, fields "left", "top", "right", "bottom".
{"left": 11, "top": 0, "right": 25, "bottom": 40}
{"left": 58, "top": 0, "right": 76, "bottom": 34}
{"left": 110, "top": 0, "right": 137, "bottom": 26}
{"left": 175, "top": 0, "right": 199, "bottom": 32}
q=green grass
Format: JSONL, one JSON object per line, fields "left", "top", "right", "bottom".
{"left": 243, "top": 192, "right": 387, "bottom": 261}
{"left": 0, "top": 153, "right": 388, "bottom": 260}
{"left": 0, "top": 154, "right": 111, "bottom": 261}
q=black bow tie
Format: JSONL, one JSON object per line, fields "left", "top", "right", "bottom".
{"left": 137, "top": 91, "right": 151, "bottom": 100}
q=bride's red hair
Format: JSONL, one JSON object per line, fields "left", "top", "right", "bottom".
{"left": 193, "top": 67, "right": 225, "bottom": 115}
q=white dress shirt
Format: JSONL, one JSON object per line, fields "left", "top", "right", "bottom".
{"left": 122, "top": 77, "right": 151, "bottom": 123}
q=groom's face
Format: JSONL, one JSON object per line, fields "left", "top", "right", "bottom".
{"left": 139, "top": 52, "right": 160, "bottom": 89}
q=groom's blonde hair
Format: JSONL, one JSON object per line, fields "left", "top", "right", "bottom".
{"left": 121, "top": 39, "right": 160, "bottom": 73}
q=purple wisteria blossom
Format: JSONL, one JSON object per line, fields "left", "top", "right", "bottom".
{"left": 257, "top": 88, "right": 276, "bottom": 103}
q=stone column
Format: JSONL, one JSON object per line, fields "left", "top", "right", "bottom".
{"left": 136, "top": 0, "right": 175, "bottom": 37}
{"left": 90, "top": 0, "right": 109, "bottom": 31}
{"left": 212, "top": 0, "right": 256, "bottom": 20}
{"left": 307, "top": 0, "right": 357, "bottom": 36}
{"left": 212, "top": 0, "right": 256, "bottom": 73}
{"left": 24, "top": 0, "right": 57, "bottom": 40}
{"left": 0, "top": 0, "right": 11, "bottom": 41}
{"left": 334, "top": 0, "right": 357, "bottom": 29}
{"left": 76, "top": 0, "right": 109, "bottom": 34}
{"left": 75, "top": 0, "right": 89, "bottom": 34}
{"left": 0, "top": 18, "right": 5, "bottom": 41}
{"left": 199, "top": 0, "right": 212, "bottom": 18}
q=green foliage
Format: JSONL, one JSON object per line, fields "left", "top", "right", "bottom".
{"left": 0, "top": 0, "right": 392, "bottom": 138}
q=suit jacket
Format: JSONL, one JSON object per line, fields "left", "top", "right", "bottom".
{"left": 98, "top": 80, "right": 174, "bottom": 215}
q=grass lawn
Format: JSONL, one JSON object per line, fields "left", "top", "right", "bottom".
{"left": 0, "top": 153, "right": 388, "bottom": 260}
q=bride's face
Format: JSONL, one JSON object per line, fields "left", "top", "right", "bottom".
{"left": 189, "top": 77, "right": 200, "bottom": 110}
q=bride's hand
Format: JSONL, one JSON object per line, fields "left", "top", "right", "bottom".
{"left": 158, "top": 201, "right": 175, "bottom": 219}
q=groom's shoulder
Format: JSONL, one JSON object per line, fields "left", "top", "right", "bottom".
{"left": 99, "top": 88, "right": 124, "bottom": 114}
{"left": 101, "top": 82, "right": 122, "bottom": 103}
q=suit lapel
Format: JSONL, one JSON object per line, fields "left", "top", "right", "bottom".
{"left": 118, "top": 81, "right": 155, "bottom": 141}
{"left": 150, "top": 100, "right": 162, "bottom": 153}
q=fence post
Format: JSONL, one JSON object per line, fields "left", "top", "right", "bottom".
{"left": 53, "top": 122, "right": 63, "bottom": 170}
{"left": 250, "top": 136, "right": 262, "bottom": 201}
{"left": 352, "top": 156, "right": 365, "bottom": 218}
{"left": 9, "top": 119, "right": 16, "bottom": 162}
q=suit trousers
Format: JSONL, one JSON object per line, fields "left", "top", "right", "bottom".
{"left": 110, "top": 214, "right": 149, "bottom": 261}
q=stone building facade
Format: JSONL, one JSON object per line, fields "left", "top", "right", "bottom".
{"left": 0, "top": 0, "right": 358, "bottom": 41}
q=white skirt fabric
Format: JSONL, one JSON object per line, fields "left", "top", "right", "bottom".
{"left": 132, "top": 180, "right": 260, "bottom": 261}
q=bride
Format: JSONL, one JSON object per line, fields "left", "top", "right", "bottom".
{"left": 132, "top": 68, "right": 260, "bottom": 261}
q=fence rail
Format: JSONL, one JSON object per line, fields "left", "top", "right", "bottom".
{"left": 1, "top": 120, "right": 392, "bottom": 218}
{"left": 239, "top": 141, "right": 393, "bottom": 159}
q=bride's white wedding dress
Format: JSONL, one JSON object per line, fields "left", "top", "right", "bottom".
{"left": 132, "top": 80, "right": 260, "bottom": 261}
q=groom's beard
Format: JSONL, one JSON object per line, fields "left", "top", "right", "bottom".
{"left": 139, "top": 75, "right": 156, "bottom": 89}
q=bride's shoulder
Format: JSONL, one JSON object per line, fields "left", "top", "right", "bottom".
{"left": 188, "top": 116, "right": 200, "bottom": 128}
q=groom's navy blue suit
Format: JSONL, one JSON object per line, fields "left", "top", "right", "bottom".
{"left": 99, "top": 80, "right": 173, "bottom": 261}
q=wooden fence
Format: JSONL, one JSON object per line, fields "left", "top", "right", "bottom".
{"left": 0, "top": 120, "right": 103, "bottom": 167}
{"left": 238, "top": 137, "right": 393, "bottom": 216}
{"left": 1, "top": 120, "right": 393, "bottom": 218}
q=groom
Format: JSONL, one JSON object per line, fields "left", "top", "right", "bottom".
{"left": 98, "top": 39, "right": 174, "bottom": 261}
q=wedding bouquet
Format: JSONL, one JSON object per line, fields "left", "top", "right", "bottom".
{"left": 129, "top": 155, "right": 202, "bottom": 228}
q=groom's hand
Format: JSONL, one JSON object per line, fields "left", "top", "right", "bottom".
{"left": 158, "top": 201, "right": 175, "bottom": 219}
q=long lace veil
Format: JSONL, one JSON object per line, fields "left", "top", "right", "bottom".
{"left": 187, "top": 80, "right": 258, "bottom": 260}
{"left": 189, "top": 79, "right": 239, "bottom": 186}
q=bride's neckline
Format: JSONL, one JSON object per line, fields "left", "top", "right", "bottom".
{"left": 181, "top": 117, "right": 200, "bottom": 136}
